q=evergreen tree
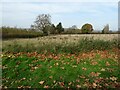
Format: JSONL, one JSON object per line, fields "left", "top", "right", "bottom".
{"left": 102, "top": 24, "right": 109, "bottom": 34}
{"left": 56, "top": 22, "right": 64, "bottom": 34}
{"left": 50, "top": 24, "right": 56, "bottom": 34}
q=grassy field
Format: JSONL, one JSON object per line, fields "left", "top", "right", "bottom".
{"left": 2, "top": 34, "right": 119, "bottom": 53}
{"left": 1, "top": 34, "right": 120, "bottom": 89}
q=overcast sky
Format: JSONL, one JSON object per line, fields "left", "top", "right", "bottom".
{"left": 1, "top": 0, "right": 119, "bottom": 31}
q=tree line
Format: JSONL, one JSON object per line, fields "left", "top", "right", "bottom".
{"left": 31, "top": 14, "right": 119, "bottom": 35}
{"left": 1, "top": 14, "right": 120, "bottom": 39}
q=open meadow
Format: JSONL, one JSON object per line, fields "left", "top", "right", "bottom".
{"left": 1, "top": 34, "right": 120, "bottom": 89}
{"left": 2, "top": 34, "right": 119, "bottom": 52}
{"left": 1, "top": 1, "right": 120, "bottom": 89}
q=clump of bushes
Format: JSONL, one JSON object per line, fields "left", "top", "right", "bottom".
{"left": 42, "top": 22, "right": 64, "bottom": 35}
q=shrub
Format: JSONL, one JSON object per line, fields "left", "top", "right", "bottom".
{"left": 81, "top": 23, "right": 93, "bottom": 34}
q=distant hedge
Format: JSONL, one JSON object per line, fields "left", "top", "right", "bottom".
{"left": 1, "top": 27, "right": 43, "bottom": 39}
{"left": 1, "top": 26, "right": 119, "bottom": 39}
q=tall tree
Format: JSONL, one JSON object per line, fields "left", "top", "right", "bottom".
{"left": 56, "top": 22, "right": 64, "bottom": 34}
{"left": 33, "top": 14, "right": 51, "bottom": 33}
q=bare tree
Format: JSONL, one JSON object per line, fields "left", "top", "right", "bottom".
{"left": 33, "top": 14, "right": 51, "bottom": 32}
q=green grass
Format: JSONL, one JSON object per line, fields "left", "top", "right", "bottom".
{"left": 2, "top": 51, "right": 119, "bottom": 88}
{"left": 2, "top": 35, "right": 120, "bottom": 88}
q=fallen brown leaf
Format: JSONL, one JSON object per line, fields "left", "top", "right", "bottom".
{"left": 101, "top": 68, "right": 105, "bottom": 71}
{"left": 90, "top": 72, "right": 101, "bottom": 77}
{"left": 59, "top": 82, "right": 64, "bottom": 87}
{"left": 93, "top": 83, "right": 97, "bottom": 88}
{"left": 68, "top": 82, "right": 72, "bottom": 85}
{"left": 76, "top": 85, "right": 81, "bottom": 88}
{"left": 76, "top": 79, "right": 80, "bottom": 82}
{"left": 79, "top": 75, "right": 85, "bottom": 79}
{"left": 110, "top": 76, "right": 117, "bottom": 81}
{"left": 44, "top": 85, "right": 49, "bottom": 88}
{"left": 39, "top": 81, "right": 45, "bottom": 85}
{"left": 106, "top": 61, "right": 110, "bottom": 66}
{"left": 49, "top": 76, "right": 53, "bottom": 79}
{"left": 82, "top": 67, "right": 87, "bottom": 71}
{"left": 91, "top": 61, "right": 98, "bottom": 65}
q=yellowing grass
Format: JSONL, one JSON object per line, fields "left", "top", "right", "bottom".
{"left": 2, "top": 34, "right": 119, "bottom": 47}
